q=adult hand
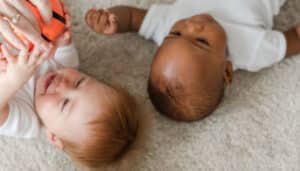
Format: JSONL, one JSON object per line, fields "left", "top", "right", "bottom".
{"left": 0, "top": 0, "right": 52, "bottom": 50}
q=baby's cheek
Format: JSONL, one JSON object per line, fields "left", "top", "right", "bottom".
{"left": 37, "top": 96, "right": 59, "bottom": 113}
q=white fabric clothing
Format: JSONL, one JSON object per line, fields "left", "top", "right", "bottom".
{"left": 139, "top": 0, "right": 287, "bottom": 71}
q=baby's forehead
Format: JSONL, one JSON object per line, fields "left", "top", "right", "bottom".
{"left": 151, "top": 61, "right": 207, "bottom": 92}
{"left": 171, "top": 18, "right": 188, "bottom": 29}
{"left": 152, "top": 50, "right": 219, "bottom": 89}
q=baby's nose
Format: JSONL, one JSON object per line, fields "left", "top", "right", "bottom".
{"left": 186, "top": 21, "right": 204, "bottom": 33}
{"left": 55, "top": 76, "right": 72, "bottom": 91}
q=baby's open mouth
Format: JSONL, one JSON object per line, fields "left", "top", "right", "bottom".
{"left": 44, "top": 74, "right": 57, "bottom": 94}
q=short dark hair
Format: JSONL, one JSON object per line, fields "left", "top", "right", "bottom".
{"left": 148, "top": 77, "right": 224, "bottom": 122}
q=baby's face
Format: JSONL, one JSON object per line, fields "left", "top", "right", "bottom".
{"left": 169, "top": 14, "right": 228, "bottom": 56}
{"left": 34, "top": 68, "right": 114, "bottom": 144}
{"left": 151, "top": 14, "right": 230, "bottom": 95}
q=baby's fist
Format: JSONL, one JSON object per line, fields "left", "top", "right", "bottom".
{"left": 55, "top": 31, "right": 71, "bottom": 47}
{"left": 85, "top": 9, "right": 118, "bottom": 35}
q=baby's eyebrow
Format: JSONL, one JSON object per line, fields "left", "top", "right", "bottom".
{"left": 165, "top": 36, "right": 175, "bottom": 40}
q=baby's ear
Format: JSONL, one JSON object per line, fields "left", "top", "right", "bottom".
{"left": 224, "top": 61, "right": 233, "bottom": 86}
{"left": 46, "top": 130, "right": 64, "bottom": 150}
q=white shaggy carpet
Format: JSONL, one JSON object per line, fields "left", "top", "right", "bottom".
{"left": 1, "top": 0, "right": 300, "bottom": 170}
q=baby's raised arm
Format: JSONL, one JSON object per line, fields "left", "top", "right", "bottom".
{"left": 85, "top": 6, "right": 147, "bottom": 35}
{"left": 0, "top": 46, "right": 51, "bottom": 126}
{"left": 284, "top": 25, "right": 300, "bottom": 57}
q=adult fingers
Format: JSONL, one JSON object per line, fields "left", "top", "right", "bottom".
{"left": 6, "top": 0, "right": 39, "bottom": 31}
{"left": 29, "top": 0, "right": 52, "bottom": 24}
{"left": 1, "top": 45, "right": 16, "bottom": 64}
{"left": 13, "top": 17, "right": 49, "bottom": 51}
{"left": 0, "top": 0, "right": 48, "bottom": 50}
{"left": 46, "top": 44, "right": 55, "bottom": 59}
{"left": 18, "top": 48, "right": 30, "bottom": 64}
{"left": 0, "top": 0, "right": 19, "bottom": 19}
{"left": 0, "top": 17, "right": 26, "bottom": 49}
{"left": 37, "top": 46, "right": 51, "bottom": 65}
{"left": 28, "top": 46, "right": 41, "bottom": 65}
{"left": 0, "top": 0, "right": 28, "bottom": 49}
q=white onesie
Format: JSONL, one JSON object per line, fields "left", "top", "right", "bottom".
{"left": 139, "top": 0, "right": 287, "bottom": 72}
{"left": 0, "top": 43, "right": 79, "bottom": 138}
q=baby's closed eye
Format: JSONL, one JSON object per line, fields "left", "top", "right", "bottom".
{"left": 196, "top": 38, "right": 209, "bottom": 46}
{"left": 169, "top": 31, "right": 182, "bottom": 36}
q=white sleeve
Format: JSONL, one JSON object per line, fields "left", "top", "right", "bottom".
{"left": 248, "top": 30, "right": 286, "bottom": 71}
{"left": 260, "top": 0, "right": 286, "bottom": 28}
{"left": 54, "top": 43, "right": 79, "bottom": 68}
{"left": 262, "top": 0, "right": 286, "bottom": 16}
{"left": 0, "top": 97, "right": 40, "bottom": 138}
{"left": 139, "top": 4, "right": 173, "bottom": 45}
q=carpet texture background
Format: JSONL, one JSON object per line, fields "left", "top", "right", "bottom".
{"left": 0, "top": 0, "right": 300, "bottom": 170}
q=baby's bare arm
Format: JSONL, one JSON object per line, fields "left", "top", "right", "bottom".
{"left": 0, "top": 45, "right": 51, "bottom": 126}
{"left": 0, "top": 77, "right": 19, "bottom": 126}
{"left": 284, "top": 26, "right": 300, "bottom": 57}
{"left": 109, "top": 6, "right": 147, "bottom": 33}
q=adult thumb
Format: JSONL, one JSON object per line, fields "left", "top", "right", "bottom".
{"left": 30, "top": 0, "right": 52, "bottom": 24}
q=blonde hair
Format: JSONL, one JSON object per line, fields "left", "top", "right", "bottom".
{"left": 62, "top": 86, "right": 147, "bottom": 169}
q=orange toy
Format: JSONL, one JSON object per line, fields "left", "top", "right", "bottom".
{"left": 9, "top": 0, "right": 66, "bottom": 50}
{"left": 26, "top": 0, "right": 66, "bottom": 42}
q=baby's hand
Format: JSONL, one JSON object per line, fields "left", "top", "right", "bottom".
{"left": 85, "top": 9, "right": 118, "bottom": 35}
{"left": 54, "top": 12, "right": 72, "bottom": 48}
{"left": 54, "top": 30, "right": 71, "bottom": 47}
{"left": 0, "top": 45, "right": 51, "bottom": 85}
